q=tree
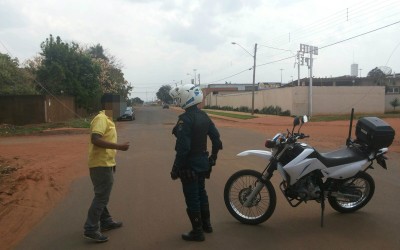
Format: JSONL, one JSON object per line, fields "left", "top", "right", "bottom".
{"left": 129, "top": 97, "right": 144, "bottom": 105}
{"left": 367, "top": 67, "right": 386, "bottom": 85}
{"left": 36, "top": 35, "right": 102, "bottom": 111}
{"left": 87, "top": 44, "right": 108, "bottom": 61}
{"left": 87, "top": 44, "right": 132, "bottom": 102}
{"left": 0, "top": 52, "right": 37, "bottom": 95}
{"left": 156, "top": 85, "right": 173, "bottom": 104}
{"left": 390, "top": 98, "right": 399, "bottom": 111}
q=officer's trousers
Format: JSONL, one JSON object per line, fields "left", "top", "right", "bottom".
{"left": 181, "top": 175, "right": 209, "bottom": 212}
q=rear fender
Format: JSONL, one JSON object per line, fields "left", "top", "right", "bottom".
{"left": 237, "top": 150, "right": 273, "bottom": 160}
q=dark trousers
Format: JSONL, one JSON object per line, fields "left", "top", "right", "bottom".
{"left": 84, "top": 167, "right": 114, "bottom": 234}
{"left": 181, "top": 175, "right": 209, "bottom": 212}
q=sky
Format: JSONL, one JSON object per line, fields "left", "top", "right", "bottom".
{"left": 1, "top": 0, "right": 399, "bottom": 101}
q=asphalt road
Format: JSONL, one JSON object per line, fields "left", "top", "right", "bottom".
{"left": 16, "top": 106, "right": 400, "bottom": 250}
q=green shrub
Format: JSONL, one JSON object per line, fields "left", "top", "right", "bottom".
{"left": 238, "top": 106, "right": 249, "bottom": 112}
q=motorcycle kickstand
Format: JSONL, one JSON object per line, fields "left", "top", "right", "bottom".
{"left": 320, "top": 196, "right": 325, "bottom": 228}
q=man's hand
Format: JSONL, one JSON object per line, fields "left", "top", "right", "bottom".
{"left": 117, "top": 142, "right": 130, "bottom": 151}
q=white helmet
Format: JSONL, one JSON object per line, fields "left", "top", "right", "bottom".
{"left": 169, "top": 84, "right": 203, "bottom": 109}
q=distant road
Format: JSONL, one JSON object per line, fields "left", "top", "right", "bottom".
{"left": 16, "top": 106, "right": 400, "bottom": 250}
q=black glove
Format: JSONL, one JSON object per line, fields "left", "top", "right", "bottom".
{"left": 170, "top": 165, "right": 179, "bottom": 180}
{"left": 205, "top": 154, "right": 218, "bottom": 179}
{"left": 208, "top": 154, "right": 217, "bottom": 167}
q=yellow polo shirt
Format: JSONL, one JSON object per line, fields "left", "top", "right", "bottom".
{"left": 88, "top": 111, "right": 117, "bottom": 167}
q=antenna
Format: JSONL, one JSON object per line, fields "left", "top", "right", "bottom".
{"left": 346, "top": 108, "right": 354, "bottom": 146}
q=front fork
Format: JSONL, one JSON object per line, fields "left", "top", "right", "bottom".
{"left": 242, "top": 160, "right": 276, "bottom": 207}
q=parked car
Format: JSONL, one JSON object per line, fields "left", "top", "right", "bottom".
{"left": 117, "top": 107, "right": 135, "bottom": 121}
{"left": 163, "top": 104, "right": 169, "bottom": 109}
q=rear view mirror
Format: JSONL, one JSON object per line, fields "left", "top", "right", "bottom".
{"left": 301, "top": 115, "right": 308, "bottom": 124}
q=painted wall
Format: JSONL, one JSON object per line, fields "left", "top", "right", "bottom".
{"left": 205, "top": 86, "right": 386, "bottom": 116}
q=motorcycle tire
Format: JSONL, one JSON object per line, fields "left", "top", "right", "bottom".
{"left": 224, "top": 169, "right": 276, "bottom": 225}
{"left": 328, "top": 171, "right": 375, "bottom": 213}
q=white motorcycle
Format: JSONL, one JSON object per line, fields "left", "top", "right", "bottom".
{"left": 224, "top": 109, "right": 395, "bottom": 226}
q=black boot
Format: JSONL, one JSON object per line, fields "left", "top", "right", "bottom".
{"left": 182, "top": 210, "right": 205, "bottom": 242}
{"left": 201, "top": 205, "right": 213, "bottom": 233}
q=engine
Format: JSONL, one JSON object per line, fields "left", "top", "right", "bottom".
{"left": 285, "top": 174, "right": 321, "bottom": 201}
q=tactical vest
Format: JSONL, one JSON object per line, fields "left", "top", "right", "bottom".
{"left": 187, "top": 109, "right": 210, "bottom": 156}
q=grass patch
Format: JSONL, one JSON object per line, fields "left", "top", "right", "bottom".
{"left": 205, "top": 110, "right": 256, "bottom": 119}
{"left": 0, "top": 117, "right": 92, "bottom": 136}
{"left": 310, "top": 112, "right": 400, "bottom": 122}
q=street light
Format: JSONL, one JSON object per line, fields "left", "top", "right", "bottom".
{"left": 232, "top": 42, "right": 257, "bottom": 115}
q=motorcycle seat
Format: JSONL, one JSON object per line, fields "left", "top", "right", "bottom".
{"left": 316, "top": 147, "right": 367, "bottom": 168}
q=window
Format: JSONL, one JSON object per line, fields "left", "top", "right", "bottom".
{"left": 387, "top": 87, "right": 399, "bottom": 94}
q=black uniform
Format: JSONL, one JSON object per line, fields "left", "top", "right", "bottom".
{"left": 171, "top": 105, "right": 222, "bottom": 241}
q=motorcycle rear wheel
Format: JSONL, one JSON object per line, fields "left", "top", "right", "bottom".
{"left": 328, "top": 171, "right": 375, "bottom": 213}
{"left": 224, "top": 169, "right": 276, "bottom": 225}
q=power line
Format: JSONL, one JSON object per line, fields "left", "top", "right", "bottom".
{"left": 0, "top": 40, "right": 11, "bottom": 55}
{"left": 319, "top": 20, "right": 400, "bottom": 50}
{"left": 206, "top": 1, "right": 399, "bottom": 85}
{"left": 205, "top": 68, "right": 252, "bottom": 85}
{"left": 205, "top": 20, "right": 400, "bottom": 84}
{"left": 262, "top": 0, "right": 399, "bottom": 48}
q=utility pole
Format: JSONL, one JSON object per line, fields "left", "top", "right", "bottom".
{"left": 232, "top": 42, "right": 257, "bottom": 115}
{"left": 309, "top": 52, "right": 313, "bottom": 118}
{"left": 300, "top": 43, "right": 318, "bottom": 118}
{"left": 251, "top": 43, "right": 257, "bottom": 115}
{"left": 359, "top": 68, "right": 362, "bottom": 78}
{"left": 297, "top": 51, "right": 302, "bottom": 86}
{"left": 280, "top": 69, "right": 284, "bottom": 84}
{"left": 193, "top": 69, "right": 197, "bottom": 86}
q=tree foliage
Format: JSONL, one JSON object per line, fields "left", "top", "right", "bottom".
{"left": 0, "top": 52, "right": 37, "bottom": 95}
{"left": 87, "top": 44, "right": 132, "bottom": 102}
{"left": 390, "top": 98, "right": 399, "bottom": 111}
{"left": 367, "top": 67, "right": 387, "bottom": 85}
{"left": 156, "top": 85, "right": 173, "bottom": 103}
{"left": 36, "top": 35, "right": 102, "bottom": 111}
{"left": 130, "top": 97, "right": 144, "bottom": 105}
{"left": 1, "top": 35, "right": 133, "bottom": 113}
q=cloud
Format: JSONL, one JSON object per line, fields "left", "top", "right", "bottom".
{"left": 0, "top": 0, "right": 399, "bottom": 101}
{"left": 0, "top": 3, "right": 27, "bottom": 30}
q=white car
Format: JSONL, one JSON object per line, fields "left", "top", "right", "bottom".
{"left": 118, "top": 107, "right": 135, "bottom": 121}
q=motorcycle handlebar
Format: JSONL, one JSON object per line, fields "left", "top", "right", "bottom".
{"left": 293, "top": 133, "right": 309, "bottom": 140}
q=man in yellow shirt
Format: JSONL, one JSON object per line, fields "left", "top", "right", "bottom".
{"left": 84, "top": 94, "right": 130, "bottom": 243}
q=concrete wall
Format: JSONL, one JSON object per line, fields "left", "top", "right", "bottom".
{"left": 205, "top": 86, "right": 386, "bottom": 116}
{"left": 311, "top": 86, "right": 385, "bottom": 115}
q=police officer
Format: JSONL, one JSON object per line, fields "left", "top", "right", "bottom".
{"left": 169, "top": 84, "right": 222, "bottom": 242}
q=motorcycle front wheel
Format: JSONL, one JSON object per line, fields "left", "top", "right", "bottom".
{"left": 328, "top": 171, "right": 375, "bottom": 213}
{"left": 224, "top": 169, "right": 276, "bottom": 225}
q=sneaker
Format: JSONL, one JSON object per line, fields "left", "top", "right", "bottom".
{"left": 101, "top": 221, "right": 123, "bottom": 232}
{"left": 84, "top": 232, "right": 109, "bottom": 243}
